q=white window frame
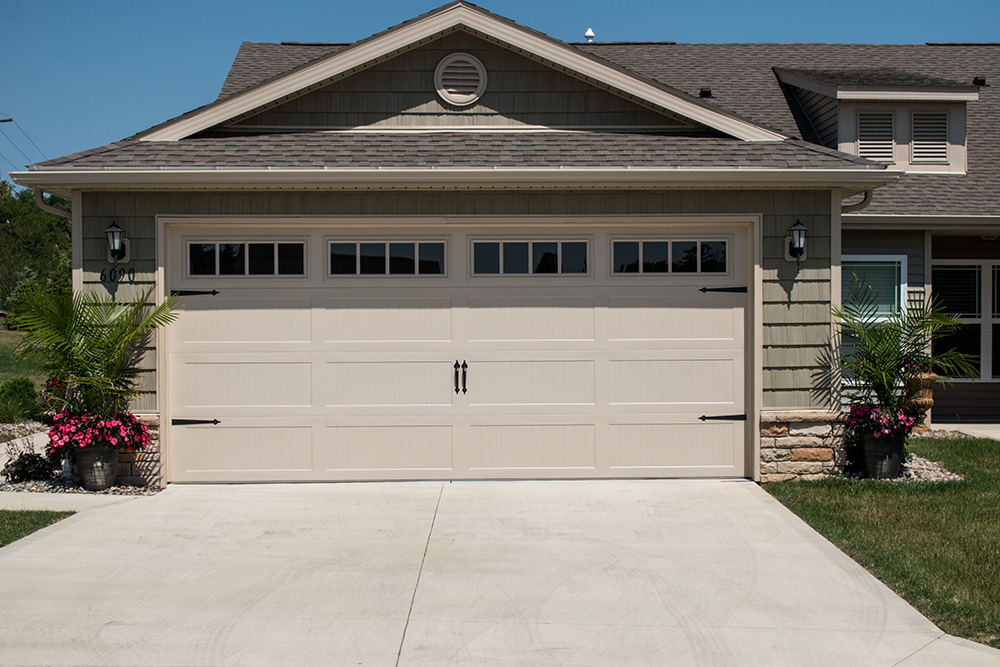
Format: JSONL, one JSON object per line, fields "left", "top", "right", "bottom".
{"left": 325, "top": 239, "right": 449, "bottom": 278}
{"left": 469, "top": 238, "right": 590, "bottom": 277}
{"left": 185, "top": 239, "right": 308, "bottom": 278}
{"left": 609, "top": 237, "right": 731, "bottom": 277}
{"left": 932, "top": 259, "right": 996, "bottom": 382}
{"left": 842, "top": 254, "right": 908, "bottom": 317}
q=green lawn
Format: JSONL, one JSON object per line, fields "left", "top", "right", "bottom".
{"left": 0, "top": 330, "right": 45, "bottom": 388}
{"left": 766, "top": 436, "right": 1000, "bottom": 648}
{"left": 0, "top": 510, "right": 73, "bottom": 547}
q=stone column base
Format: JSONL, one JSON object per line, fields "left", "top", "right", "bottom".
{"left": 760, "top": 411, "right": 846, "bottom": 483}
{"left": 116, "top": 415, "right": 161, "bottom": 487}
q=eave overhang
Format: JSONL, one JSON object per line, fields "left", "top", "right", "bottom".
{"left": 776, "top": 69, "right": 980, "bottom": 101}
{"left": 844, "top": 213, "right": 1000, "bottom": 230}
{"left": 139, "top": 2, "right": 785, "bottom": 143}
{"left": 12, "top": 166, "right": 898, "bottom": 198}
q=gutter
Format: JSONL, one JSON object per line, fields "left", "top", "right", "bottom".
{"left": 11, "top": 166, "right": 899, "bottom": 195}
{"left": 841, "top": 189, "right": 873, "bottom": 213}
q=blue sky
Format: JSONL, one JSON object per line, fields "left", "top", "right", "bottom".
{"left": 2, "top": 0, "right": 998, "bottom": 186}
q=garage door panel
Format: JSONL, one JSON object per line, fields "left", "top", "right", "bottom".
{"left": 467, "top": 296, "right": 596, "bottom": 342}
{"left": 468, "top": 360, "right": 596, "bottom": 407}
{"left": 319, "top": 425, "right": 453, "bottom": 472}
{"left": 608, "top": 296, "right": 742, "bottom": 343}
{"left": 319, "top": 297, "right": 453, "bottom": 343}
{"left": 173, "top": 426, "right": 313, "bottom": 474}
{"left": 176, "top": 297, "right": 312, "bottom": 344}
{"left": 467, "top": 424, "right": 596, "bottom": 470}
{"left": 323, "top": 360, "right": 455, "bottom": 407}
{"left": 607, "top": 357, "right": 742, "bottom": 407}
{"left": 179, "top": 361, "right": 312, "bottom": 408}
{"left": 608, "top": 422, "right": 739, "bottom": 470}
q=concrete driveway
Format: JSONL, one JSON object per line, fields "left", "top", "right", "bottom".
{"left": 1, "top": 480, "right": 998, "bottom": 666}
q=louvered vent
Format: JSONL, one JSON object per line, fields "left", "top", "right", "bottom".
{"left": 912, "top": 112, "right": 949, "bottom": 162}
{"left": 857, "top": 112, "right": 895, "bottom": 161}
{"left": 434, "top": 53, "right": 487, "bottom": 106}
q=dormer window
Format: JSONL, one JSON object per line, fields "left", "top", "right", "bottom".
{"left": 844, "top": 104, "right": 967, "bottom": 173}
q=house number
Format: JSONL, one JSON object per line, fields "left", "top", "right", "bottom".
{"left": 100, "top": 267, "right": 136, "bottom": 284}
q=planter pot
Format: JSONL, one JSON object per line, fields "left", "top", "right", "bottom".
{"left": 862, "top": 433, "right": 905, "bottom": 479}
{"left": 905, "top": 372, "right": 938, "bottom": 418}
{"left": 75, "top": 445, "right": 118, "bottom": 491}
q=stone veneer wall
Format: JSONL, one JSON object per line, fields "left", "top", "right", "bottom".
{"left": 116, "top": 416, "right": 161, "bottom": 487}
{"left": 760, "top": 411, "right": 847, "bottom": 483}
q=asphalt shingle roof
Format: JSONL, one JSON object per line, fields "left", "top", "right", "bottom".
{"left": 35, "top": 133, "right": 879, "bottom": 170}
{"left": 775, "top": 67, "right": 971, "bottom": 88}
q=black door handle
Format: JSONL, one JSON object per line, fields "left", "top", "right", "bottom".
{"left": 454, "top": 361, "right": 460, "bottom": 394}
{"left": 461, "top": 361, "right": 468, "bottom": 394}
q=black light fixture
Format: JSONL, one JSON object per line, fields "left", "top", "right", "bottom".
{"left": 105, "top": 222, "right": 126, "bottom": 265}
{"left": 788, "top": 220, "right": 807, "bottom": 266}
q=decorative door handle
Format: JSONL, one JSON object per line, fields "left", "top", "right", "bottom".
{"left": 461, "top": 361, "right": 468, "bottom": 394}
{"left": 454, "top": 361, "right": 460, "bottom": 394}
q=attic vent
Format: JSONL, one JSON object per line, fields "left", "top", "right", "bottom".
{"left": 857, "top": 112, "right": 894, "bottom": 161}
{"left": 911, "top": 112, "right": 949, "bottom": 162}
{"left": 435, "top": 53, "right": 487, "bottom": 106}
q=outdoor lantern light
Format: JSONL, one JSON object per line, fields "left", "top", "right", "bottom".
{"left": 105, "top": 222, "right": 126, "bottom": 265}
{"left": 787, "top": 220, "right": 807, "bottom": 266}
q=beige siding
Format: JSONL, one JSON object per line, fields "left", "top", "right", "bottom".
{"left": 230, "top": 32, "right": 694, "bottom": 130}
{"left": 81, "top": 189, "right": 833, "bottom": 412}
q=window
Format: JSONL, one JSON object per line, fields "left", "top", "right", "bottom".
{"left": 329, "top": 241, "right": 445, "bottom": 276}
{"left": 472, "top": 240, "right": 588, "bottom": 275}
{"left": 612, "top": 239, "right": 727, "bottom": 275}
{"left": 845, "top": 105, "right": 965, "bottom": 173}
{"left": 931, "top": 263, "right": 994, "bottom": 379}
{"left": 188, "top": 241, "right": 305, "bottom": 276}
{"left": 842, "top": 255, "right": 907, "bottom": 317}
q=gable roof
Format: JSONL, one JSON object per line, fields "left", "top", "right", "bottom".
{"left": 138, "top": 2, "right": 785, "bottom": 143}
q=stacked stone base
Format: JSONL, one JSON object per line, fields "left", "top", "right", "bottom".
{"left": 760, "top": 411, "right": 846, "bottom": 483}
{"left": 116, "top": 415, "right": 161, "bottom": 487}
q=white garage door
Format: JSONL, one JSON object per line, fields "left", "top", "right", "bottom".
{"left": 165, "top": 224, "right": 749, "bottom": 481}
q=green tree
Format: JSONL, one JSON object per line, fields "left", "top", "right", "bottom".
{"left": 0, "top": 181, "right": 71, "bottom": 312}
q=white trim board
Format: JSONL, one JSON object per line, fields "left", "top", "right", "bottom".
{"left": 137, "top": 3, "right": 785, "bottom": 143}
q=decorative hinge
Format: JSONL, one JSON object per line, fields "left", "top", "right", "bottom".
{"left": 699, "top": 286, "right": 747, "bottom": 293}
{"left": 171, "top": 290, "right": 220, "bottom": 297}
{"left": 171, "top": 418, "right": 221, "bottom": 426}
{"left": 698, "top": 414, "right": 747, "bottom": 421}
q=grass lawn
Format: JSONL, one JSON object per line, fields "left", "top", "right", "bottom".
{"left": 0, "top": 510, "right": 73, "bottom": 547}
{"left": 766, "top": 436, "right": 1000, "bottom": 648}
{"left": 0, "top": 330, "right": 45, "bottom": 388}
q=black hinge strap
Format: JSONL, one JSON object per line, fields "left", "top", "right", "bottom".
{"left": 171, "top": 418, "right": 221, "bottom": 426}
{"left": 699, "top": 286, "right": 747, "bottom": 293}
{"left": 698, "top": 414, "right": 747, "bottom": 421}
{"left": 171, "top": 290, "right": 220, "bottom": 297}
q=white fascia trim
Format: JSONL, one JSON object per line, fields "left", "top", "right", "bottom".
{"left": 12, "top": 167, "right": 897, "bottom": 191}
{"left": 777, "top": 70, "right": 979, "bottom": 102}
{"left": 139, "top": 5, "right": 785, "bottom": 143}
{"left": 844, "top": 213, "right": 1000, "bottom": 229}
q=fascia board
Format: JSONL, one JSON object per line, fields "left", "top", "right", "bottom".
{"left": 140, "top": 5, "right": 784, "bottom": 143}
{"left": 11, "top": 167, "right": 897, "bottom": 191}
{"left": 837, "top": 88, "right": 979, "bottom": 101}
{"left": 774, "top": 71, "right": 840, "bottom": 99}
{"left": 844, "top": 213, "right": 1000, "bottom": 229}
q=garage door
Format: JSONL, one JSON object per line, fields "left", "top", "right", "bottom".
{"left": 165, "top": 224, "right": 748, "bottom": 481}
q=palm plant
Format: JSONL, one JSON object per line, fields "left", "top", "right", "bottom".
{"left": 830, "top": 283, "right": 978, "bottom": 413}
{"left": 9, "top": 286, "right": 176, "bottom": 417}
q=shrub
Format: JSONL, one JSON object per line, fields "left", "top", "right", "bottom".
{"left": 1, "top": 452, "right": 55, "bottom": 482}
{"left": 0, "top": 376, "right": 39, "bottom": 422}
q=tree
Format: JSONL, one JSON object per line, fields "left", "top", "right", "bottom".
{"left": 0, "top": 181, "right": 71, "bottom": 312}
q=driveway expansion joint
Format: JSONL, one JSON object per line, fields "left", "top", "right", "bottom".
{"left": 397, "top": 482, "right": 443, "bottom": 666}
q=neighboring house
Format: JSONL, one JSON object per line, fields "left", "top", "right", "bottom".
{"left": 12, "top": 2, "right": 997, "bottom": 484}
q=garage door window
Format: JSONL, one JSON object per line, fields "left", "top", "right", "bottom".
{"left": 612, "top": 240, "right": 727, "bottom": 274}
{"left": 329, "top": 241, "right": 446, "bottom": 276}
{"left": 472, "top": 240, "right": 588, "bottom": 275}
{"left": 188, "top": 242, "right": 305, "bottom": 276}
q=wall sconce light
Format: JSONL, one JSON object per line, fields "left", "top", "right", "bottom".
{"left": 786, "top": 220, "right": 807, "bottom": 266}
{"left": 105, "top": 222, "right": 129, "bottom": 265}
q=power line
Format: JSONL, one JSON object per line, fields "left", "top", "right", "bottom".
{"left": 0, "top": 147, "right": 20, "bottom": 172}
{"left": 11, "top": 119, "right": 48, "bottom": 160}
{"left": 0, "top": 126, "right": 32, "bottom": 164}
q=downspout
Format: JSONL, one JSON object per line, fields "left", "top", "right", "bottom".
{"left": 34, "top": 189, "right": 71, "bottom": 220}
{"left": 841, "top": 189, "right": 873, "bottom": 214}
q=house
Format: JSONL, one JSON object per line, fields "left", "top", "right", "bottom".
{"left": 12, "top": 2, "right": 997, "bottom": 484}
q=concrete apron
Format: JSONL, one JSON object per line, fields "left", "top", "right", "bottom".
{"left": 1, "top": 480, "right": 997, "bottom": 666}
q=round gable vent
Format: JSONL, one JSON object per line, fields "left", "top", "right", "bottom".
{"left": 434, "top": 53, "right": 487, "bottom": 107}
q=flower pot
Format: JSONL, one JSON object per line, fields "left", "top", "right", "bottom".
{"left": 75, "top": 445, "right": 118, "bottom": 491}
{"left": 862, "top": 433, "right": 905, "bottom": 479}
{"left": 905, "top": 372, "right": 938, "bottom": 417}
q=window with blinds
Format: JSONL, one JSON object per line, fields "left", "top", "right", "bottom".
{"left": 911, "top": 112, "right": 949, "bottom": 162}
{"left": 843, "top": 258, "right": 904, "bottom": 316}
{"left": 857, "top": 112, "right": 895, "bottom": 161}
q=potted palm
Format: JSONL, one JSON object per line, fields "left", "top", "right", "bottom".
{"left": 10, "top": 286, "right": 176, "bottom": 490}
{"left": 832, "top": 285, "right": 977, "bottom": 478}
